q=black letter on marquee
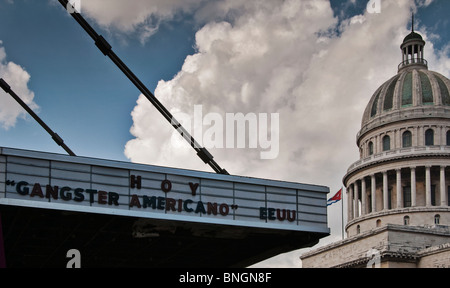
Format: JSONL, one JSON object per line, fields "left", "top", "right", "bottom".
{"left": 161, "top": 180, "right": 172, "bottom": 193}
{"left": 85, "top": 189, "right": 97, "bottom": 204}
{"left": 259, "top": 207, "right": 267, "bottom": 220}
{"left": 16, "top": 181, "right": 29, "bottom": 196}
{"left": 189, "top": 182, "right": 199, "bottom": 196}
{"left": 108, "top": 192, "right": 120, "bottom": 206}
{"left": 130, "top": 175, "right": 142, "bottom": 189}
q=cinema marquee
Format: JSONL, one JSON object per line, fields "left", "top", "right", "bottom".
{"left": 0, "top": 147, "right": 329, "bottom": 267}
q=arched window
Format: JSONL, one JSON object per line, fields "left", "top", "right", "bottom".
{"left": 434, "top": 214, "right": 440, "bottom": 225}
{"left": 425, "top": 129, "right": 434, "bottom": 146}
{"left": 403, "top": 216, "right": 410, "bottom": 225}
{"left": 376, "top": 219, "right": 382, "bottom": 227}
{"left": 382, "top": 135, "right": 390, "bottom": 151}
{"left": 447, "top": 131, "right": 450, "bottom": 146}
{"left": 368, "top": 141, "right": 374, "bottom": 155}
{"left": 356, "top": 225, "right": 360, "bottom": 234}
{"left": 402, "top": 131, "right": 412, "bottom": 148}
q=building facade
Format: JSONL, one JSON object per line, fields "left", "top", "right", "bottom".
{"left": 301, "top": 23, "right": 450, "bottom": 268}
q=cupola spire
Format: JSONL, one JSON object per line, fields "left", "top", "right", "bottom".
{"left": 398, "top": 13, "right": 427, "bottom": 72}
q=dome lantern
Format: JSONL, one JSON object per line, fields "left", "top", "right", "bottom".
{"left": 398, "top": 14, "right": 427, "bottom": 72}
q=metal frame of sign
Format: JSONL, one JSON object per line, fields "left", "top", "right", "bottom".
{"left": 0, "top": 147, "right": 329, "bottom": 234}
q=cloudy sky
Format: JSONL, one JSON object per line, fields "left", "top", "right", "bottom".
{"left": 1, "top": 0, "right": 449, "bottom": 267}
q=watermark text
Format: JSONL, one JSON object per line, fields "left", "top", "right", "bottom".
{"left": 171, "top": 105, "right": 279, "bottom": 160}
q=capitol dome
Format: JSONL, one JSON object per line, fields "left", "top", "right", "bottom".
{"left": 301, "top": 17, "right": 450, "bottom": 268}
{"left": 360, "top": 26, "right": 450, "bottom": 136}
{"left": 343, "top": 22, "right": 450, "bottom": 239}
{"left": 360, "top": 69, "right": 450, "bottom": 136}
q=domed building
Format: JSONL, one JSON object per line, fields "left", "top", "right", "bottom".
{"left": 301, "top": 21, "right": 450, "bottom": 268}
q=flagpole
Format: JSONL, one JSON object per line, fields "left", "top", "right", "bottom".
{"left": 341, "top": 186, "right": 344, "bottom": 240}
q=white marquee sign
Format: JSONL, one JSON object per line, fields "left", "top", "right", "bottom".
{"left": 0, "top": 147, "right": 329, "bottom": 234}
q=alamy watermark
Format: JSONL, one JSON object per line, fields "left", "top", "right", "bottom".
{"left": 171, "top": 105, "right": 280, "bottom": 160}
{"left": 366, "top": 248, "right": 381, "bottom": 268}
{"left": 66, "top": 0, "right": 81, "bottom": 14}
{"left": 66, "top": 249, "right": 81, "bottom": 268}
{"left": 367, "top": 0, "right": 381, "bottom": 14}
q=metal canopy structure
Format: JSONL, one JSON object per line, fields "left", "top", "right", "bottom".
{"left": 0, "top": 147, "right": 329, "bottom": 267}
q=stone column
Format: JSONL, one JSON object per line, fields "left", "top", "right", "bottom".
{"left": 348, "top": 185, "right": 353, "bottom": 221}
{"left": 426, "top": 166, "right": 432, "bottom": 206}
{"left": 413, "top": 127, "right": 418, "bottom": 146}
{"left": 371, "top": 174, "right": 376, "bottom": 212}
{"left": 438, "top": 126, "right": 443, "bottom": 145}
{"left": 383, "top": 171, "right": 388, "bottom": 210}
{"left": 396, "top": 169, "right": 402, "bottom": 209}
{"left": 354, "top": 182, "right": 359, "bottom": 218}
{"left": 442, "top": 126, "right": 446, "bottom": 144}
{"left": 440, "top": 166, "right": 446, "bottom": 206}
{"left": 395, "top": 129, "right": 400, "bottom": 149}
{"left": 361, "top": 178, "right": 366, "bottom": 216}
{"left": 419, "top": 127, "right": 424, "bottom": 146}
{"left": 375, "top": 135, "right": 379, "bottom": 154}
{"left": 411, "top": 167, "right": 417, "bottom": 207}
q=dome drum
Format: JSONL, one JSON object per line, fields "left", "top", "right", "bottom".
{"left": 355, "top": 118, "right": 450, "bottom": 164}
{"left": 358, "top": 106, "right": 450, "bottom": 144}
{"left": 345, "top": 164, "right": 450, "bottom": 237}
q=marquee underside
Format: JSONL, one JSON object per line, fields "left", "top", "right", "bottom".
{"left": 0, "top": 204, "right": 325, "bottom": 268}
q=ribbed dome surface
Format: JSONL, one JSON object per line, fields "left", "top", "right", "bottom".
{"left": 361, "top": 68, "right": 450, "bottom": 131}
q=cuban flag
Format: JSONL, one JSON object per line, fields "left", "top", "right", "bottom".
{"left": 327, "top": 188, "right": 342, "bottom": 206}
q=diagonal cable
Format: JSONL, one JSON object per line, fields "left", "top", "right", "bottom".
{"left": 57, "top": 0, "right": 228, "bottom": 175}
{"left": 0, "top": 78, "right": 76, "bottom": 156}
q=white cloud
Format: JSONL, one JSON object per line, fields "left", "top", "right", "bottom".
{"left": 0, "top": 41, "right": 38, "bottom": 129}
{"left": 117, "top": 0, "right": 450, "bottom": 267}
{"left": 124, "top": 0, "right": 420, "bottom": 182}
{"left": 78, "top": 0, "right": 206, "bottom": 43}
{"left": 417, "top": 0, "right": 434, "bottom": 7}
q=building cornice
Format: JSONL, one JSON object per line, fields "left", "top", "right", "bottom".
{"left": 345, "top": 207, "right": 450, "bottom": 231}
{"left": 357, "top": 110, "right": 450, "bottom": 146}
{"left": 343, "top": 146, "right": 450, "bottom": 185}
